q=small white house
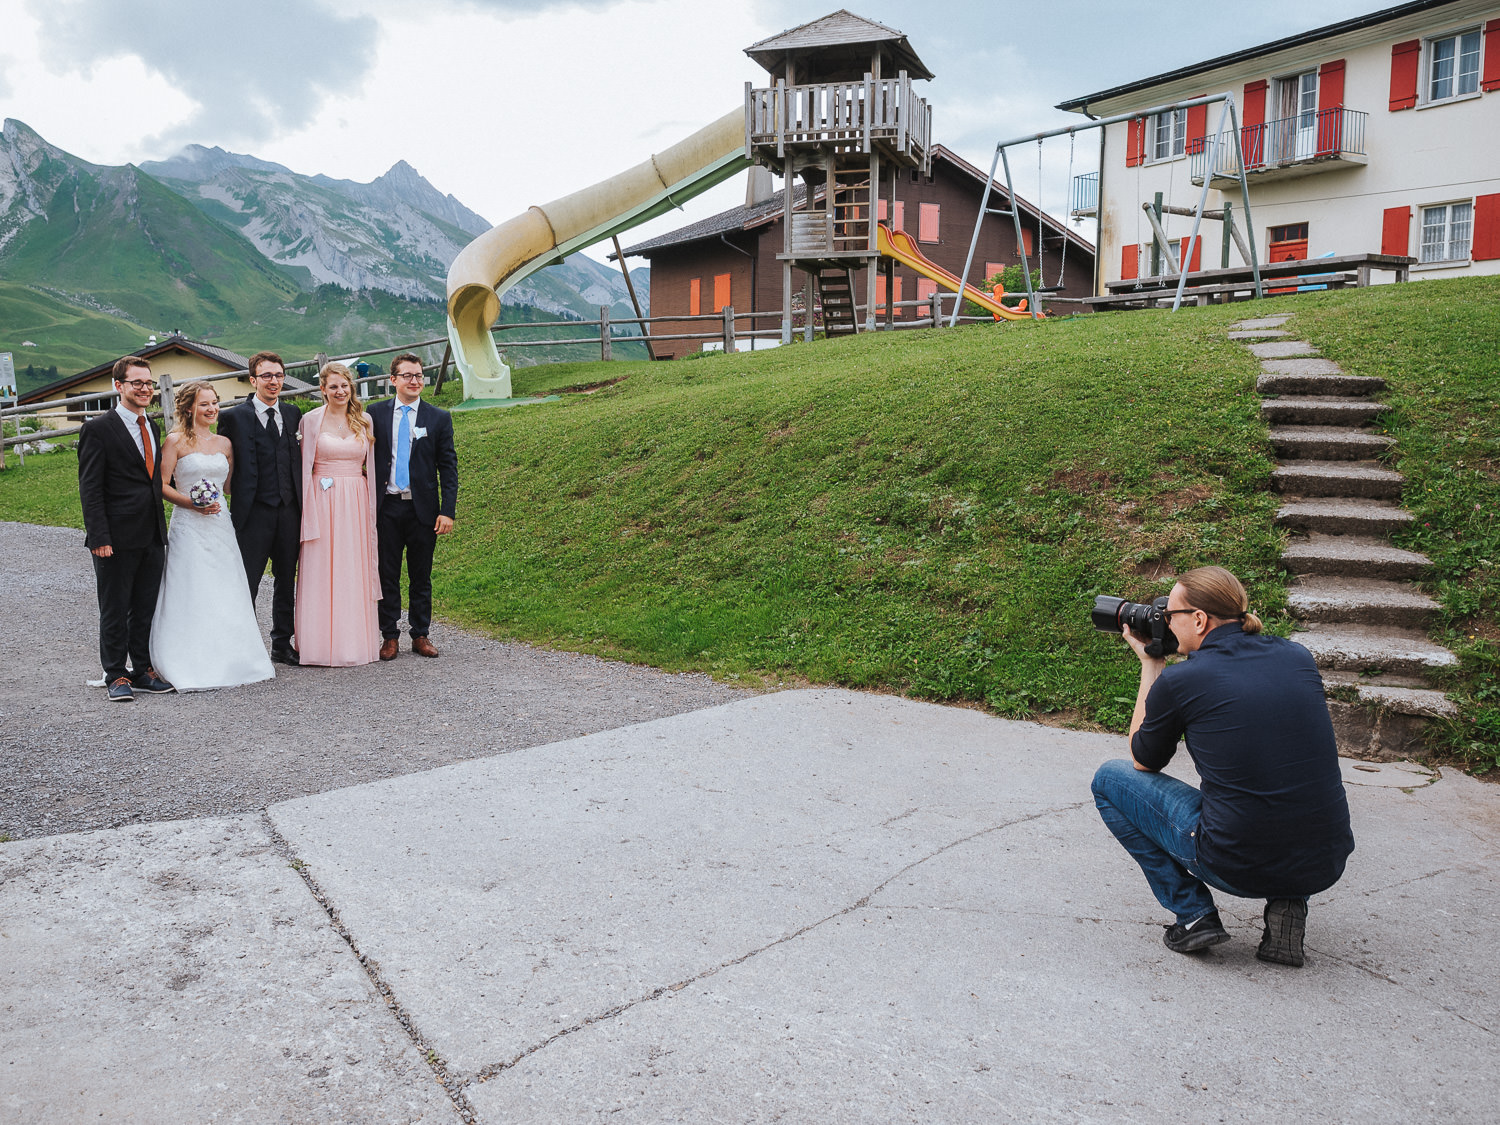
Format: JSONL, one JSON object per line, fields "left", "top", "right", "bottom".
{"left": 1058, "top": 0, "right": 1500, "bottom": 290}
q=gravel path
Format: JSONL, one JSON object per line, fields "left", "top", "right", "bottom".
{"left": 0, "top": 521, "right": 753, "bottom": 841}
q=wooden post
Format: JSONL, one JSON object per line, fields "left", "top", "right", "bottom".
{"left": 803, "top": 271, "right": 816, "bottom": 342}
{"left": 434, "top": 343, "right": 452, "bottom": 394}
{"left": 159, "top": 373, "right": 175, "bottom": 432}
{"left": 1150, "top": 193, "right": 1163, "bottom": 279}
{"left": 610, "top": 235, "right": 655, "bottom": 360}
{"left": 600, "top": 305, "right": 611, "bottom": 362}
{"left": 722, "top": 305, "right": 736, "bottom": 353}
{"left": 931, "top": 295, "right": 942, "bottom": 327}
{"left": 1221, "top": 201, "right": 1233, "bottom": 269}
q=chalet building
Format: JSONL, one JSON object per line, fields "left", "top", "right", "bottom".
{"left": 19, "top": 335, "right": 312, "bottom": 422}
{"left": 622, "top": 147, "right": 1096, "bottom": 358}
{"left": 1058, "top": 0, "right": 1500, "bottom": 291}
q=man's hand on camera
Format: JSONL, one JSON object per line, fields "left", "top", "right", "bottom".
{"left": 1122, "top": 628, "right": 1166, "bottom": 670}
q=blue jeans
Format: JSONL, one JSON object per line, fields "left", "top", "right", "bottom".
{"left": 1091, "top": 759, "right": 1249, "bottom": 925}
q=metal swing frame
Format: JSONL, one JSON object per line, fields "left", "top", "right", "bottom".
{"left": 951, "top": 92, "right": 1263, "bottom": 325}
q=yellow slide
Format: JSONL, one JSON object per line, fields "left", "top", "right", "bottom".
{"left": 446, "top": 110, "right": 751, "bottom": 401}
{"left": 876, "top": 223, "right": 1037, "bottom": 321}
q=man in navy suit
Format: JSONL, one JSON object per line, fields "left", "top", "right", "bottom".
{"left": 369, "top": 353, "right": 458, "bottom": 659}
{"left": 77, "top": 356, "right": 174, "bottom": 701}
{"left": 216, "top": 351, "right": 303, "bottom": 664}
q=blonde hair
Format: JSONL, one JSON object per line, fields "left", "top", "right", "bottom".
{"left": 319, "top": 362, "right": 369, "bottom": 443}
{"left": 1177, "top": 566, "right": 1263, "bottom": 634}
{"left": 172, "top": 381, "right": 218, "bottom": 444}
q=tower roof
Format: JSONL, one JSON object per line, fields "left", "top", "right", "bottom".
{"left": 745, "top": 9, "right": 934, "bottom": 82}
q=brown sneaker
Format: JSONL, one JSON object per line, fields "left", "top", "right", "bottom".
{"left": 411, "top": 635, "right": 439, "bottom": 658}
{"left": 379, "top": 637, "right": 399, "bottom": 661}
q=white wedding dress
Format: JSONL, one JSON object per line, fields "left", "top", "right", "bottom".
{"left": 151, "top": 451, "right": 275, "bottom": 691}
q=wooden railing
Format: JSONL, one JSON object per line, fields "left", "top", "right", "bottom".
{"left": 745, "top": 73, "right": 931, "bottom": 167}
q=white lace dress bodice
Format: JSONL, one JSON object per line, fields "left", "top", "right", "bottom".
{"left": 151, "top": 450, "right": 274, "bottom": 691}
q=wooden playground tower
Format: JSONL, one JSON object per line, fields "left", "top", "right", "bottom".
{"left": 743, "top": 12, "right": 933, "bottom": 344}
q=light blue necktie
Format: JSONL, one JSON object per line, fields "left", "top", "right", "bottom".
{"left": 393, "top": 405, "right": 412, "bottom": 491}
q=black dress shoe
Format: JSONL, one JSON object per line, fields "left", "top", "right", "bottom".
{"left": 271, "top": 647, "right": 301, "bottom": 666}
{"left": 132, "top": 668, "right": 175, "bottom": 693}
{"left": 107, "top": 677, "right": 135, "bottom": 703}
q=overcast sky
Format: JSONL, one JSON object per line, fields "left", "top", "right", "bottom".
{"left": 1, "top": 0, "right": 1383, "bottom": 264}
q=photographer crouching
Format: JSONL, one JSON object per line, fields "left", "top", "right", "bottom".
{"left": 1091, "top": 566, "right": 1353, "bottom": 967}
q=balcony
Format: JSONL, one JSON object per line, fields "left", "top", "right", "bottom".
{"left": 1191, "top": 107, "right": 1368, "bottom": 185}
{"left": 745, "top": 74, "right": 932, "bottom": 170}
{"left": 1070, "top": 171, "right": 1098, "bottom": 217}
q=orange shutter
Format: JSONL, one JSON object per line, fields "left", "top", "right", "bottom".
{"left": 1126, "top": 118, "right": 1145, "bottom": 167}
{"left": 878, "top": 199, "right": 888, "bottom": 222}
{"left": 893, "top": 277, "right": 904, "bottom": 317}
{"left": 689, "top": 278, "right": 701, "bottom": 316}
{"left": 713, "top": 273, "right": 731, "bottom": 312}
{"left": 1020, "top": 227, "right": 1034, "bottom": 257}
{"left": 1483, "top": 20, "right": 1500, "bottom": 91}
{"left": 875, "top": 274, "right": 887, "bottom": 311}
{"left": 918, "top": 203, "right": 940, "bottom": 242}
{"left": 916, "top": 279, "right": 938, "bottom": 309}
{"left": 1381, "top": 207, "right": 1411, "bottom": 256}
{"left": 984, "top": 261, "right": 1004, "bottom": 283}
{"left": 1472, "top": 194, "right": 1500, "bottom": 260}
{"left": 1120, "top": 244, "right": 1138, "bottom": 280}
{"left": 893, "top": 201, "right": 905, "bottom": 232}
{"left": 1389, "top": 40, "right": 1420, "bottom": 110}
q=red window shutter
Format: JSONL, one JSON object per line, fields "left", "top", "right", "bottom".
{"left": 1483, "top": 20, "right": 1500, "bottom": 92}
{"left": 878, "top": 199, "right": 888, "bottom": 222}
{"left": 1120, "top": 244, "right": 1138, "bottom": 280}
{"left": 1180, "top": 235, "right": 1202, "bottom": 274}
{"left": 893, "top": 201, "right": 905, "bottom": 232}
{"left": 1186, "top": 101, "right": 1207, "bottom": 155}
{"left": 713, "top": 273, "right": 731, "bottom": 312}
{"left": 1317, "top": 60, "right": 1346, "bottom": 154}
{"left": 1472, "top": 194, "right": 1500, "bottom": 260}
{"left": 1020, "top": 227, "right": 1034, "bottom": 257}
{"left": 1389, "top": 40, "right": 1420, "bottom": 110}
{"left": 689, "top": 277, "right": 701, "bottom": 317}
{"left": 918, "top": 202, "right": 940, "bottom": 242}
{"left": 1381, "top": 207, "right": 1411, "bottom": 256}
{"left": 1242, "top": 80, "right": 1268, "bottom": 166}
{"left": 1126, "top": 117, "right": 1145, "bottom": 167}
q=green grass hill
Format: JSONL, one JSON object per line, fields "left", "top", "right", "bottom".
{"left": 4, "top": 278, "right": 1495, "bottom": 766}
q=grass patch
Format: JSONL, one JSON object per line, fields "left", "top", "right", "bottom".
{"left": 1280, "top": 275, "right": 1500, "bottom": 771}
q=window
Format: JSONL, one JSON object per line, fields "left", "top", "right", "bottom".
{"left": 1275, "top": 71, "right": 1319, "bottom": 160}
{"left": 689, "top": 277, "right": 701, "bottom": 316}
{"left": 1150, "top": 108, "right": 1186, "bottom": 161}
{"left": 1428, "top": 29, "right": 1482, "bottom": 102}
{"left": 918, "top": 203, "right": 940, "bottom": 242}
{"left": 713, "top": 273, "right": 731, "bottom": 312}
{"left": 1420, "top": 201, "right": 1473, "bottom": 262}
{"left": 1269, "top": 222, "right": 1310, "bottom": 263}
{"left": 876, "top": 200, "right": 906, "bottom": 230}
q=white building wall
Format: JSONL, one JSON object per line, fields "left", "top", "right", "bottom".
{"left": 1087, "top": 1, "right": 1500, "bottom": 290}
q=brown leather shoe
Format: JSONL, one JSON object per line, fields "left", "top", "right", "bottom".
{"left": 411, "top": 635, "right": 439, "bottom": 658}
{"left": 379, "top": 637, "right": 399, "bottom": 661}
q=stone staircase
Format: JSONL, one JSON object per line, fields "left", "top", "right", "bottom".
{"left": 1231, "top": 316, "right": 1458, "bottom": 759}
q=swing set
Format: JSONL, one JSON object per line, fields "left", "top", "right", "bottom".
{"left": 951, "top": 92, "right": 1264, "bottom": 324}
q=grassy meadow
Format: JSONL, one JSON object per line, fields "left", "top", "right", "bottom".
{"left": 4, "top": 277, "right": 1495, "bottom": 766}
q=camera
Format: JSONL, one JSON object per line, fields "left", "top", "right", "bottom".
{"left": 1091, "top": 595, "right": 1179, "bottom": 657}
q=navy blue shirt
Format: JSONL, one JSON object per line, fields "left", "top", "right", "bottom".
{"left": 1132, "top": 624, "right": 1354, "bottom": 898}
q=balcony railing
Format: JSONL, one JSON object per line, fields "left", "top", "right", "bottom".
{"left": 1191, "top": 107, "right": 1368, "bottom": 183}
{"left": 746, "top": 73, "right": 932, "bottom": 169}
{"left": 1070, "top": 171, "right": 1098, "bottom": 216}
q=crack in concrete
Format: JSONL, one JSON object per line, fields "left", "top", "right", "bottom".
{"left": 1308, "top": 943, "right": 1494, "bottom": 1036}
{"left": 467, "top": 799, "right": 1091, "bottom": 1086}
{"left": 261, "top": 812, "right": 478, "bottom": 1125}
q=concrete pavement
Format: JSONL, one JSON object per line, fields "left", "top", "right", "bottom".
{"left": 4, "top": 689, "right": 1496, "bottom": 1122}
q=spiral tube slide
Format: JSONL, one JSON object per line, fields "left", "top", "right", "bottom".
{"left": 445, "top": 109, "right": 751, "bottom": 401}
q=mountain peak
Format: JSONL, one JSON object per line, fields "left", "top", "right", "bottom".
{"left": 142, "top": 145, "right": 291, "bottom": 183}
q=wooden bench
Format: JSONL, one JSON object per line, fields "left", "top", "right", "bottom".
{"left": 1086, "top": 253, "right": 1415, "bottom": 311}
{"left": 1086, "top": 273, "right": 1358, "bottom": 310}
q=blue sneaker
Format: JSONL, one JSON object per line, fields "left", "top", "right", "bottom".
{"left": 107, "top": 677, "right": 135, "bottom": 703}
{"left": 132, "top": 668, "right": 175, "bottom": 693}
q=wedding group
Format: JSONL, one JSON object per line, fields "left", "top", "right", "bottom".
{"left": 76, "top": 350, "right": 460, "bottom": 701}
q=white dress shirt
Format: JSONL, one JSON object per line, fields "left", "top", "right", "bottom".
{"left": 257, "top": 399, "right": 282, "bottom": 434}
{"left": 114, "top": 402, "right": 155, "bottom": 461}
{"left": 387, "top": 400, "right": 418, "bottom": 495}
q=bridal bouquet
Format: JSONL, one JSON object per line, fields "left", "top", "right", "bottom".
{"left": 188, "top": 479, "right": 221, "bottom": 508}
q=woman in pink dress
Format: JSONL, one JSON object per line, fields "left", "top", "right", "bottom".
{"left": 295, "top": 362, "right": 381, "bottom": 666}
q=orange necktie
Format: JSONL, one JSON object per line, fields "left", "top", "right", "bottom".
{"left": 137, "top": 415, "right": 154, "bottom": 478}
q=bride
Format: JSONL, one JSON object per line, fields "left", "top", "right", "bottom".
{"left": 151, "top": 381, "right": 275, "bottom": 691}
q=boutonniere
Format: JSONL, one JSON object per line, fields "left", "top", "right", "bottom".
{"left": 411, "top": 426, "right": 428, "bottom": 441}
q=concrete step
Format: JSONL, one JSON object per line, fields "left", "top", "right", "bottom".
{"left": 1248, "top": 340, "right": 1319, "bottom": 359}
{"left": 1320, "top": 674, "right": 1458, "bottom": 762}
{"left": 1281, "top": 535, "right": 1432, "bottom": 580}
{"left": 1276, "top": 497, "right": 1414, "bottom": 535}
{"left": 1321, "top": 668, "right": 1433, "bottom": 691}
{"left": 1228, "top": 329, "right": 1288, "bottom": 339}
{"left": 1272, "top": 460, "right": 1405, "bottom": 498}
{"left": 1291, "top": 623, "right": 1457, "bottom": 677}
{"left": 1287, "top": 576, "right": 1440, "bottom": 627}
{"left": 1270, "top": 426, "right": 1396, "bottom": 460}
{"left": 1231, "top": 316, "right": 1290, "bottom": 330}
{"left": 1257, "top": 371, "right": 1386, "bottom": 396}
{"left": 1260, "top": 397, "right": 1386, "bottom": 426}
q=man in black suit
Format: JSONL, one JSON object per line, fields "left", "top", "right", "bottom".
{"left": 77, "top": 357, "right": 174, "bottom": 702}
{"left": 369, "top": 353, "right": 458, "bottom": 659}
{"left": 216, "top": 351, "right": 303, "bottom": 664}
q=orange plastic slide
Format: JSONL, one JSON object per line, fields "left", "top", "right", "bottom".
{"left": 876, "top": 222, "right": 1037, "bottom": 321}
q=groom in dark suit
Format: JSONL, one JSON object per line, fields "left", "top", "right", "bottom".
{"left": 217, "top": 351, "right": 303, "bottom": 664}
{"left": 369, "top": 353, "right": 458, "bottom": 659}
{"left": 77, "top": 357, "right": 174, "bottom": 702}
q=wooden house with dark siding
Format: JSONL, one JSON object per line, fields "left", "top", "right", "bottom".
{"left": 619, "top": 146, "right": 1096, "bottom": 358}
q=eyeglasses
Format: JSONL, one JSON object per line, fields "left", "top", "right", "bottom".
{"left": 118, "top": 379, "right": 157, "bottom": 390}
{"left": 251, "top": 371, "right": 285, "bottom": 381}
{"left": 392, "top": 372, "right": 425, "bottom": 381}
{"left": 1161, "top": 606, "right": 1203, "bottom": 623}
